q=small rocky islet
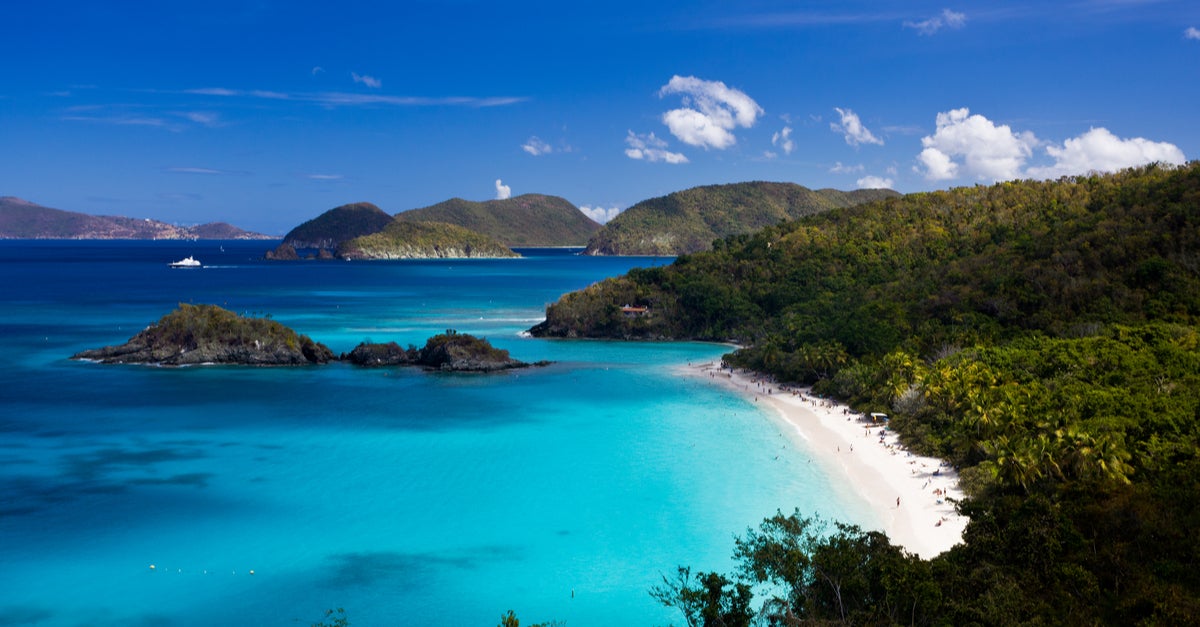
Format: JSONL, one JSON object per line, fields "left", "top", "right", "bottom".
{"left": 72, "top": 304, "right": 541, "bottom": 372}
{"left": 344, "top": 329, "right": 547, "bottom": 372}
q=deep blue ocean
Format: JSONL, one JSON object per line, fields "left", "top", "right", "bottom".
{"left": 0, "top": 241, "right": 875, "bottom": 626}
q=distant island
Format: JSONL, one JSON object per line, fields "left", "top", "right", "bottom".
{"left": 73, "top": 304, "right": 541, "bottom": 371}
{"left": 0, "top": 196, "right": 273, "bottom": 240}
{"left": 337, "top": 220, "right": 518, "bottom": 259}
{"left": 582, "top": 182, "right": 898, "bottom": 256}
{"left": 267, "top": 195, "right": 597, "bottom": 260}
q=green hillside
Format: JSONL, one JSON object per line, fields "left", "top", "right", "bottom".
{"left": 395, "top": 193, "right": 599, "bottom": 247}
{"left": 531, "top": 163, "right": 1200, "bottom": 624}
{"left": 337, "top": 220, "right": 518, "bottom": 259}
{"left": 538, "top": 165, "right": 1199, "bottom": 343}
{"left": 281, "top": 202, "right": 395, "bottom": 248}
{"left": 583, "top": 181, "right": 897, "bottom": 256}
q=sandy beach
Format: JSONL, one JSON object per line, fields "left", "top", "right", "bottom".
{"left": 685, "top": 360, "right": 968, "bottom": 559}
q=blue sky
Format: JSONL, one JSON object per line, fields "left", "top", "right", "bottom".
{"left": 3, "top": 0, "right": 1197, "bottom": 234}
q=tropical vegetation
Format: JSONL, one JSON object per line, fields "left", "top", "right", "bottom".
{"left": 583, "top": 181, "right": 897, "bottom": 255}
{"left": 337, "top": 220, "right": 518, "bottom": 259}
{"left": 533, "top": 162, "right": 1200, "bottom": 624}
{"left": 396, "top": 193, "right": 600, "bottom": 247}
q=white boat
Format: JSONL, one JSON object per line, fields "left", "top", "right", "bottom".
{"left": 169, "top": 256, "right": 201, "bottom": 268}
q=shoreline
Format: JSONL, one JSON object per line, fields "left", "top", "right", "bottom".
{"left": 682, "top": 360, "right": 967, "bottom": 559}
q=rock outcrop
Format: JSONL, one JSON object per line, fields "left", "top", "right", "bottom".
{"left": 344, "top": 330, "right": 543, "bottom": 372}
{"left": 264, "top": 242, "right": 300, "bottom": 260}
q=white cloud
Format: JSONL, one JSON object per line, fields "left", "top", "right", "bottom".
{"left": 311, "top": 66, "right": 324, "bottom": 76}
{"left": 312, "top": 93, "right": 525, "bottom": 107}
{"left": 522, "top": 136, "right": 553, "bottom": 156}
{"left": 351, "top": 72, "right": 382, "bottom": 88}
{"left": 185, "top": 87, "right": 238, "bottom": 96}
{"left": 251, "top": 90, "right": 290, "bottom": 100}
{"left": 624, "top": 130, "right": 689, "bottom": 164}
{"left": 772, "top": 126, "right": 795, "bottom": 154}
{"left": 904, "top": 9, "right": 967, "bottom": 35}
{"left": 1186, "top": 27, "right": 1200, "bottom": 40}
{"left": 917, "top": 147, "right": 959, "bottom": 180}
{"left": 495, "top": 179, "right": 512, "bottom": 200}
{"left": 579, "top": 205, "right": 623, "bottom": 224}
{"left": 832, "top": 108, "right": 883, "bottom": 146}
{"left": 177, "top": 111, "right": 221, "bottom": 127}
{"left": 916, "top": 109, "right": 1184, "bottom": 182}
{"left": 63, "top": 114, "right": 169, "bottom": 128}
{"left": 857, "top": 175, "right": 895, "bottom": 189}
{"left": 830, "top": 161, "right": 864, "bottom": 174}
{"left": 657, "top": 75, "right": 763, "bottom": 150}
{"left": 167, "top": 167, "right": 224, "bottom": 175}
{"left": 165, "top": 166, "right": 250, "bottom": 176}
{"left": 306, "top": 174, "right": 344, "bottom": 181}
{"left": 917, "top": 108, "right": 1037, "bottom": 181}
{"left": 1027, "top": 127, "right": 1186, "bottom": 179}
{"left": 181, "top": 87, "right": 524, "bottom": 108}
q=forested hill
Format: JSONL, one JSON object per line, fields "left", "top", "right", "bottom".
{"left": 395, "top": 194, "right": 600, "bottom": 247}
{"left": 537, "top": 163, "right": 1199, "bottom": 345}
{"left": 280, "top": 201, "right": 395, "bottom": 249}
{"left": 582, "top": 181, "right": 897, "bottom": 256}
{"left": 533, "top": 163, "right": 1200, "bottom": 625}
{"left": 336, "top": 220, "right": 518, "bottom": 259}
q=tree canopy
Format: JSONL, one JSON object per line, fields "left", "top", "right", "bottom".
{"left": 531, "top": 163, "right": 1200, "bottom": 625}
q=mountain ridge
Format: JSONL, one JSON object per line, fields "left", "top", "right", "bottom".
{"left": 583, "top": 182, "right": 899, "bottom": 256}
{"left": 0, "top": 197, "right": 273, "bottom": 240}
{"left": 394, "top": 193, "right": 600, "bottom": 247}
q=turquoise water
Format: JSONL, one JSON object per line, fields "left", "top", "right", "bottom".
{"left": 0, "top": 242, "right": 875, "bottom": 626}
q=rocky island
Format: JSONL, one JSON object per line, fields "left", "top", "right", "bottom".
{"left": 72, "top": 304, "right": 336, "bottom": 366}
{"left": 73, "top": 306, "right": 542, "bottom": 372}
{"left": 344, "top": 330, "right": 544, "bottom": 372}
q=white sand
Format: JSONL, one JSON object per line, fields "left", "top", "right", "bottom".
{"left": 685, "top": 361, "right": 967, "bottom": 559}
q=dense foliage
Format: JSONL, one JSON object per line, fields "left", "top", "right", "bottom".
{"left": 282, "top": 201, "right": 395, "bottom": 249}
{"left": 396, "top": 193, "right": 600, "bottom": 247}
{"left": 583, "top": 182, "right": 897, "bottom": 255}
{"left": 337, "top": 220, "right": 518, "bottom": 259}
{"left": 540, "top": 164, "right": 1199, "bottom": 345}
{"left": 532, "top": 163, "right": 1200, "bottom": 624}
{"left": 73, "top": 303, "right": 335, "bottom": 365}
